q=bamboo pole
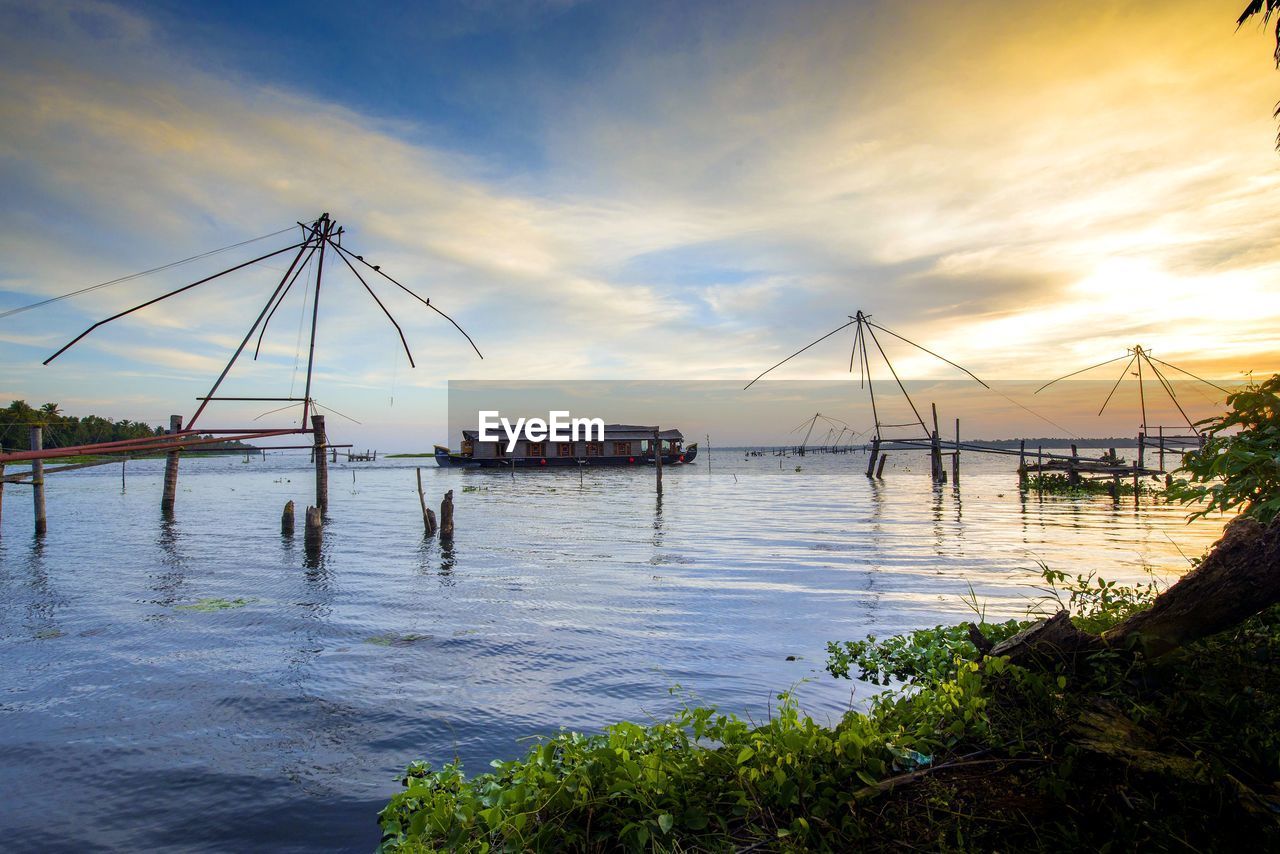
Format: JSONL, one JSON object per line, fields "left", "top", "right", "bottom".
{"left": 161, "top": 415, "right": 182, "bottom": 515}
{"left": 31, "top": 426, "right": 46, "bottom": 536}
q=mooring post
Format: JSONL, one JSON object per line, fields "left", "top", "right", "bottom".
{"left": 304, "top": 505, "right": 322, "bottom": 547}
{"left": 1017, "top": 439, "right": 1027, "bottom": 486}
{"left": 30, "top": 426, "right": 47, "bottom": 536}
{"left": 440, "top": 489, "right": 454, "bottom": 540}
{"left": 416, "top": 468, "right": 437, "bottom": 536}
{"left": 930, "top": 403, "right": 944, "bottom": 484}
{"left": 161, "top": 414, "right": 182, "bottom": 515}
{"left": 282, "top": 500, "right": 295, "bottom": 536}
{"left": 876, "top": 453, "right": 888, "bottom": 479}
{"left": 1109, "top": 448, "right": 1120, "bottom": 502}
{"left": 1137, "top": 431, "right": 1145, "bottom": 472}
{"left": 1133, "top": 460, "right": 1141, "bottom": 507}
{"left": 1068, "top": 443, "right": 1080, "bottom": 487}
{"left": 654, "top": 428, "right": 663, "bottom": 494}
{"left": 866, "top": 437, "right": 880, "bottom": 477}
{"left": 952, "top": 418, "right": 960, "bottom": 486}
{"left": 1158, "top": 426, "right": 1164, "bottom": 472}
{"left": 706, "top": 434, "right": 711, "bottom": 473}
{"left": 311, "top": 414, "right": 328, "bottom": 513}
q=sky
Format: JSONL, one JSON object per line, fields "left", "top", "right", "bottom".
{"left": 0, "top": 0, "right": 1277, "bottom": 448}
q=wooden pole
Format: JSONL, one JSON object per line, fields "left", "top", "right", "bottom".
{"left": 876, "top": 453, "right": 888, "bottom": 479}
{"left": 654, "top": 428, "right": 663, "bottom": 494}
{"left": 440, "top": 489, "right": 454, "bottom": 539}
{"left": 930, "top": 403, "right": 943, "bottom": 483}
{"left": 416, "top": 468, "right": 437, "bottom": 536}
{"left": 866, "top": 437, "right": 880, "bottom": 477}
{"left": 1068, "top": 443, "right": 1080, "bottom": 487}
{"left": 281, "top": 500, "right": 295, "bottom": 536}
{"left": 1037, "top": 446, "right": 1044, "bottom": 496}
{"left": 31, "top": 426, "right": 46, "bottom": 536}
{"left": 161, "top": 414, "right": 182, "bottom": 515}
{"left": 311, "top": 414, "right": 328, "bottom": 513}
{"left": 1133, "top": 460, "right": 1141, "bottom": 507}
{"left": 706, "top": 434, "right": 711, "bottom": 473}
{"left": 1158, "top": 425, "right": 1165, "bottom": 472}
{"left": 1137, "top": 431, "right": 1145, "bottom": 472}
{"left": 1017, "top": 439, "right": 1027, "bottom": 486}
{"left": 952, "top": 418, "right": 960, "bottom": 485}
{"left": 1109, "top": 448, "right": 1119, "bottom": 502}
{"left": 0, "top": 461, "right": 5, "bottom": 533}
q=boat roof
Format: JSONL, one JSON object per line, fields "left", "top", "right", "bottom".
{"left": 462, "top": 423, "right": 683, "bottom": 442}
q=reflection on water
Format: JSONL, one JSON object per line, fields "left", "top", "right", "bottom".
{"left": 0, "top": 450, "right": 1227, "bottom": 851}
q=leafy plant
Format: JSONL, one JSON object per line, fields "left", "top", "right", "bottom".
{"left": 1168, "top": 373, "right": 1280, "bottom": 524}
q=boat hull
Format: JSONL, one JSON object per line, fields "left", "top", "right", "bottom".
{"left": 434, "top": 443, "right": 698, "bottom": 469}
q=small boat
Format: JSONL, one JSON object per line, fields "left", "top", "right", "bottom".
{"left": 435, "top": 424, "right": 698, "bottom": 468}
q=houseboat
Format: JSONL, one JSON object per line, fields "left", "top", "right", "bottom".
{"left": 434, "top": 424, "right": 698, "bottom": 468}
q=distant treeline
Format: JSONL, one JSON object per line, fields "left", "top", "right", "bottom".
{"left": 0, "top": 401, "right": 254, "bottom": 453}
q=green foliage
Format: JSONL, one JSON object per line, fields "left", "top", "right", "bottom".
{"left": 825, "top": 620, "right": 1026, "bottom": 685}
{"left": 1024, "top": 473, "right": 1143, "bottom": 497}
{"left": 1168, "top": 374, "right": 1280, "bottom": 524}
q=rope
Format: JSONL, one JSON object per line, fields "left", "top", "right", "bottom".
{"left": 0, "top": 226, "right": 297, "bottom": 321}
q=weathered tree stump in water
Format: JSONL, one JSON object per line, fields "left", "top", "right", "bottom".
{"left": 975, "top": 516, "right": 1280, "bottom": 666}
{"left": 440, "top": 490, "right": 454, "bottom": 540}
{"left": 304, "top": 505, "right": 323, "bottom": 547}
{"left": 282, "top": 500, "right": 295, "bottom": 536}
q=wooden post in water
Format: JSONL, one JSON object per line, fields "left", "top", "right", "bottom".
{"left": 281, "top": 500, "right": 295, "bottom": 536}
{"left": 876, "top": 454, "right": 888, "bottom": 479}
{"left": 311, "top": 414, "right": 328, "bottom": 513}
{"left": 1133, "top": 459, "right": 1141, "bottom": 507}
{"left": 706, "top": 435, "right": 711, "bottom": 473}
{"left": 952, "top": 418, "right": 960, "bottom": 486}
{"left": 1037, "top": 446, "right": 1044, "bottom": 496}
{"left": 0, "top": 461, "right": 5, "bottom": 533}
{"left": 1017, "top": 439, "right": 1027, "bottom": 486}
{"left": 1068, "top": 444, "right": 1080, "bottom": 487}
{"left": 1137, "top": 431, "right": 1145, "bottom": 472}
{"left": 440, "top": 489, "right": 455, "bottom": 540}
{"left": 161, "top": 415, "right": 182, "bottom": 515}
{"left": 1158, "top": 426, "right": 1165, "bottom": 473}
{"left": 930, "top": 403, "right": 942, "bottom": 484}
{"left": 31, "top": 425, "right": 46, "bottom": 536}
{"left": 654, "top": 428, "right": 663, "bottom": 495}
{"left": 304, "top": 505, "right": 322, "bottom": 547}
{"left": 866, "top": 437, "right": 880, "bottom": 477}
{"left": 1109, "top": 448, "right": 1119, "bottom": 502}
{"left": 416, "top": 468, "right": 437, "bottom": 536}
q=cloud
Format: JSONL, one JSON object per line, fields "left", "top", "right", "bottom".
{"left": 0, "top": 0, "right": 1276, "bottom": 446}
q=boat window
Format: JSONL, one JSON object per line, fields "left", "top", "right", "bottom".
{"left": 585, "top": 442, "right": 603, "bottom": 456}
{"left": 527, "top": 442, "right": 545, "bottom": 457}
{"left": 494, "top": 442, "right": 506, "bottom": 457}
{"left": 613, "top": 441, "right": 632, "bottom": 456}
{"left": 557, "top": 442, "right": 575, "bottom": 457}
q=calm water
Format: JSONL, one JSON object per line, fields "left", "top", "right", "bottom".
{"left": 0, "top": 448, "right": 1227, "bottom": 851}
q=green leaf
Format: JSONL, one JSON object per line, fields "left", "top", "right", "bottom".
{"left": 658, "top": 813, "right": 674, "bottom": 834}
{"left": 736, "top": 746, "right": 755, "bottom": 765}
